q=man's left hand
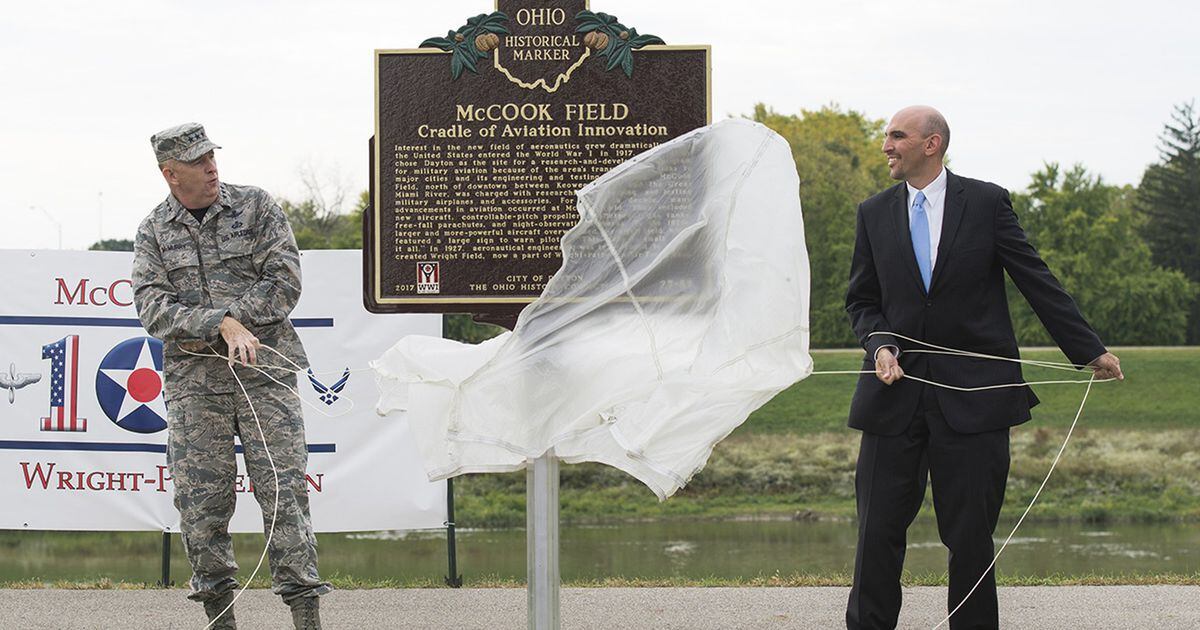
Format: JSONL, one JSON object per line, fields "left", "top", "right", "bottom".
{"left": 1088, "top": 352, "right": 1124, "bottom": 381}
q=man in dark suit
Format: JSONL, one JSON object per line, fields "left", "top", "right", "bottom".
{"left": 843, "top": 105, "right": 1123, "bottom": 629}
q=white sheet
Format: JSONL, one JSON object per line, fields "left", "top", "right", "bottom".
{"left": 373, "top": 119, "right": 812, "bottom": 499}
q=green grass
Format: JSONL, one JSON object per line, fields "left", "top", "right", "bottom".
{"left": 741, "top": 347, "right": 1196, "bottom": 434}
{"left": 454, "top": 348, "right": 1200, "bottom": 527}
{"left": 457, "top": 426, "right": 1200, "bottom": 528}
{"left": 7, "top": 572, "right": 1200, "bottom": 589}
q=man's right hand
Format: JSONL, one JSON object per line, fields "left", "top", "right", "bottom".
{"left": 874, "top": 347, "right": 904, "bottom": 385}
{"left": 219, "top": 316, "right": 260, "bottom": 366}
{"left": 1089, "top": 352, "right": 1124, "bottom": 381}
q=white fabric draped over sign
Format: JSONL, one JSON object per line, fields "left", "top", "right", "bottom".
{"left": 374, "top": 119, "right": 813, "bottom": 499}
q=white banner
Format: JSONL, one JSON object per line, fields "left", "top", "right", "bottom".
{"left": 0, "top": 249, "right": 446, "bottom": 533}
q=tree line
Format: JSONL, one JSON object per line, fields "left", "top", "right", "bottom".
{"left": 750, "top": 102, "right": 1198, "bottom": 347}
{"left": 92, "top": 102, "right": 1199, "bottom": 347}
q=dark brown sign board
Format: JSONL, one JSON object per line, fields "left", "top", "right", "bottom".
{"left": 365, "top": 0, "right": 710, "bottom": 326}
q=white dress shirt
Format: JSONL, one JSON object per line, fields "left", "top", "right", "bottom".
{"left": 906, "top": 166, "right": 948, "bottom": 269}
{"left": 875, "top": 167, "right": 948, "bottom": 362}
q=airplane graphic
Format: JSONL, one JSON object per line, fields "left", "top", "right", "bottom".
{"left": 1, "top": 362, "right": 42, "bottom": 404}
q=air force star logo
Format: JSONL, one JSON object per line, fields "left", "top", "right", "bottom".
{"left": 96, "top": 337, "right": 168, "bottom": 434}
{"left": 308, "top": 368, "right": 350, "bottom": 405}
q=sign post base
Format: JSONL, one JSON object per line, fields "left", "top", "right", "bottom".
{"left": 527, "top": 452, "right": 560, "bottom": 630}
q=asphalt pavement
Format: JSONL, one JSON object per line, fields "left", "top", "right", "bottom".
{"left": 2, "top": 586, "right": 1197, "bottom": 629}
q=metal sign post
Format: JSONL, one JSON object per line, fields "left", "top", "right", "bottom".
{"left": 158, "top": 530, "right": 172, "bottom": 587}
{"left": 367, "top": 2, "right": 709, "bottom": 624}
{"left": 445, "top": 477, "right": 463, "bottom": 587}
{"left": 526, "top": 452, "right": 560, "bottom": 630}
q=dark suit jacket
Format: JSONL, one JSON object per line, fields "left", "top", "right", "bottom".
{"left": 845, "top": 170, "right": 1106, "bottom": 435}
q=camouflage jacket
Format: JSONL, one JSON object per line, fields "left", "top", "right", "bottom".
{"left": 132, "top": 183, "right": 308, "bottom": 400}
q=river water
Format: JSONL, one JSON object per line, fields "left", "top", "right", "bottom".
{"left": 2, "top": 519, "right": 1196, "bottom": 583}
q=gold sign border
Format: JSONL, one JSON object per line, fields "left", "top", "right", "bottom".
{"left": 372, "top": 44, "right": 713, "bottom": 306}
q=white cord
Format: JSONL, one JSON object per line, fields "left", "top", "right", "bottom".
{"left": 190, "top": 334, "right": 1105, "bottom": 630}
{"left": 201, "top": 362, "right": 279, "bottom": 630}
{"left": 931, "top": 373, "right": 1096, "bottom": 630}
{"left": 181, "top": 346, "right": 359, "bottom": 419}
{"left": 866, "top": 331, "right": 1095, "bottom": 371}
{"left": 813, "top": 331, "right": 1108, "bottom": 629}
{"left": 811, "top": 369, "right": 1112, "bottom": 389}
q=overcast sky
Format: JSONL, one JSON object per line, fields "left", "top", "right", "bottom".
{"left": 1, "top": 0, "right": 1195, "bottom": 250}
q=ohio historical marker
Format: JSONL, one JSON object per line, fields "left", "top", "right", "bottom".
{"left": 367, "top": 0, "right": 710, "bottom": 318}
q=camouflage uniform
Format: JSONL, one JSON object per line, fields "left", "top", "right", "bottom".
{"left": 133, "top": 155, "right": 331, "bottom": 606}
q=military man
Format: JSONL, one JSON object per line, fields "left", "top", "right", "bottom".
{"left": 132, "top": 123, "right": 331, "bottom": 630}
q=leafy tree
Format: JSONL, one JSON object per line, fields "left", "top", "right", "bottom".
{"left": 1009, "top": 164, "right": 1195, "bottom": 346}
{"left": 752, "top": 104, "right": 894, "bottom": 347}
{"left": 280, "top": 187, "right": 498, "bottom": 342}
{"left": 282, "top": 190, "right": 364, "bottom": 250}
{"left": 1137, "top": 101, "right": 1200, "bottom": 341}
{"left": 444, "top": 314, "right": 504, "bottom": 343}
{"left": 88, "top": 238, "right": 134, "bottom": 252}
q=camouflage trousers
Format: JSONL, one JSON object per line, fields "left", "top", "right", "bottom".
{"left": 166, "top": 384, "right": 332, "bottom": 604}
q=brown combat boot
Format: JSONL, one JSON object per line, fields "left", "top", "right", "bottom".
{"left": 289, "top": 595, "right": 322, "bottom": 630}
{"left": 202, "top": 591, "right": 237, "bottom": 629}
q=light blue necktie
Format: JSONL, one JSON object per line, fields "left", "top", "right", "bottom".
{"left": 910, "top": 190, "right": 932, "bottom": 291}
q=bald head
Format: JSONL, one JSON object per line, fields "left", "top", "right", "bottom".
{"left": 896, "top": 105, "right": 950, "bottom": 156}
{"left": 883, "top": 106, "right": 951, "bottom": 187}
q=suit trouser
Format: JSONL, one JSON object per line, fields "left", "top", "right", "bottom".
{"left": 846, "top": 385, "right": 1010, "bottom": 630}
{"left": 166, "top": 386, "right": 332, "bottom": 604}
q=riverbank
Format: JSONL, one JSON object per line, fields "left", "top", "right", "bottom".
{"left": 457, "top": 427, "right": 1200, "bottom": 527}
{"left": 1, "top": 348, "right": 1193, "bottom": 588}
{"left": 457, "top": 347, "right": 1199, "bottom": 527}
{"left": 6, "top": 517, "right": 1197, "bottom": 587}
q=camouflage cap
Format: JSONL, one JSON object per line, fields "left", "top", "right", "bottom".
{"left": 150, "top": 122, "right": 221, "bottom": 164}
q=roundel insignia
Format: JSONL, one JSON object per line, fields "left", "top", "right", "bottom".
{"left": 95, "top": 337, "right": 168, "bottom": 434}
